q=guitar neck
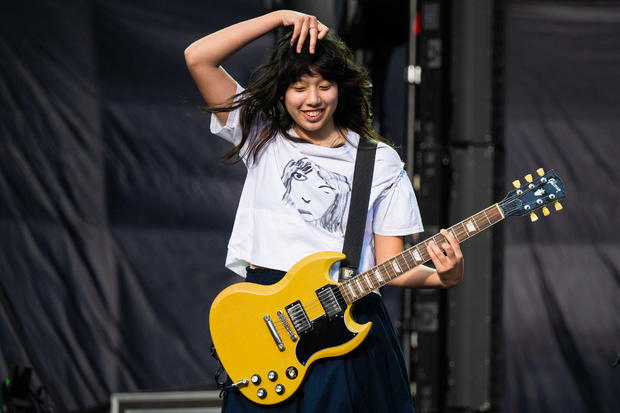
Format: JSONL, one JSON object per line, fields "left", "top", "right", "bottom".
{"left": 338, "top": 204, "right": 505, "bottom": 304}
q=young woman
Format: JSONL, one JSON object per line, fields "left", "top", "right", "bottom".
{"left": 185, "top": 10, "right": 464, "bottom": 412}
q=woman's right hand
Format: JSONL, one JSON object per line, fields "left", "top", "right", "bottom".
{"left": 278, "top": 10, "right": 329, "bottom": 54}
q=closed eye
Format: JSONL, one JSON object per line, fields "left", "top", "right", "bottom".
{"left": 319, "top": 184, "right": 335, "bottom": 194}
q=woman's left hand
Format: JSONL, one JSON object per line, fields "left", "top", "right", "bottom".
{"left": 427, "top": 229, "right": 464, "bottom": 288}
{"left": 279, "top": 10, "right": 329, "bottom": 54}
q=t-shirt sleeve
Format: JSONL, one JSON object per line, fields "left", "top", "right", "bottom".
{"left": 372, "top": 147, "right": 424, "bottom": 236}
{"left": 209, "top": 83, "right": 244, "bottom": 146}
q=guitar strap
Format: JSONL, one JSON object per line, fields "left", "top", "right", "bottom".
{"left": 339, "top": 138, "right": 377, "bottom": 282}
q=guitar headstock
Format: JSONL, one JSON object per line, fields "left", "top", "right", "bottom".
{"left": 499, "top": 168, "right": 566, "bottom": 220}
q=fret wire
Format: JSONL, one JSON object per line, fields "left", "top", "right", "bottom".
{"left": 356, "top": 275, "right": 366, "bottom": 292}
{"left": 460, "top": 222, "right": 471, "bottom": 240}
{"left": 453, "top": 225, "right": 466, "bottom": 242}
{"left": 339, "top": 284, "right": 351, "bottom": 304}
{"left": 460, "top": 221, "right": 470, "bottom": 237}
{"left": 373, "top": 271, "right": 381, "bottom": 288}
{"left": 395, "top": 254, "right": 407, "bottom": 272}
{"left": 407, "top": 249, "right": 416, "bottom": 266}
{"left": 346, "top": 282, "right": 355, "bottom": 300}
{"left": 421, "top": 240, "right": 430, "bottom": 258}
{"left": 376, "top": 267, "right": 387, "bottom": 286}
{"left": 383, "top": 261, "right": 395, "bottom": 280}
{"left": 471, "top": 216, "right": 481, "bottom": 232}
{"left": 482, "top": 210, "right": 492, "bottom": 226}
{"left": 378, "top": 268, "right": 387, "bottom": 285}
{"left": 401, "top": 251, "right": 414, "bottom": 270}
{"left": 349, "top": 281, "right": 358, "bottom": 299}
{"left": 373, "top": 268, "right": 384, "bottom": 285}
{"left": 449, "top": 228, "right": 458, "bottom": 241}
{"left": 474, "top": 215, "right": 481, "bottom": 231}
{"left": 473, "top": 214, "right": 486, "bottom": 233}
{"left": 355, "top": 278, "right": 363, "bottom": 296}
{"left": 480, "top": 209, "right": 492, "bottom": 224}
{"left": 354, "top": 278, "right": 364, "bottom": 295}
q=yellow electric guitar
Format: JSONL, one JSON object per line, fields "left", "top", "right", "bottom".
{"left": 209, "top": 169, "right": 566, "bottom": 405}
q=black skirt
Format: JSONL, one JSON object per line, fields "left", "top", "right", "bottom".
{"left": 221, "top": 267, "right": 415, "bottom": 413}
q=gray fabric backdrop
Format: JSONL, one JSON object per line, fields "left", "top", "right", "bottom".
{"left": 1, "top": 0, "right": 618, "bottom": 411}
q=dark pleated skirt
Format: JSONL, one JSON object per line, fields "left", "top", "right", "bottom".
{"left": 221, "top": 267, "right": 415, "bottom": 413}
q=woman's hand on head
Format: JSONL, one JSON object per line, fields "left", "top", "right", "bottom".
{"left": 278, "top": 10, "right": 329, "bottom": 54}
{"left": 427, "top": 229, "right": 464, "bottom": 288}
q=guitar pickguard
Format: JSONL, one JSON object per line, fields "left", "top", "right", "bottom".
{"left": 295, "top": 313, "right": 357, "bottom": 365}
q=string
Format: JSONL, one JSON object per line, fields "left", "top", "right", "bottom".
{"left": 267, "top": 204, "right": 506, "bottom": 334}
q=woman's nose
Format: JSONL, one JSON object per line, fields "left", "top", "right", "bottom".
{"left": 306, "top": 88, "right": 321, "bottom": 105}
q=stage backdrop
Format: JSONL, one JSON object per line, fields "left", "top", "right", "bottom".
{"left": 0, "top": 0, "right": 408, "bottom": 410}
{"left": 1, "top": 0, "right": 619, "bottom": 412}
{"left": 503, "top": 2, "right": 620, "bottom": 412}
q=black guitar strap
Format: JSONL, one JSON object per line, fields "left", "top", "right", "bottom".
{"left": 339, "top": 139, "right": 377, "bottom": 282}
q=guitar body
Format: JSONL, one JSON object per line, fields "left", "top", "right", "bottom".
{"left": 209, "top": 251, "right": 372, "bottom": 405}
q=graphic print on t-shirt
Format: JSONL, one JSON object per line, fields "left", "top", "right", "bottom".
{"left": 281, "top": 157, "right": 351, "bottom": 236}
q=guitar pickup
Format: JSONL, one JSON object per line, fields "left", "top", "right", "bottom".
{"left": 285, "top": 301, "right": 312, "bottom": 335}
{"left": 316, "top": 285, "right": 345, "bottom": 318}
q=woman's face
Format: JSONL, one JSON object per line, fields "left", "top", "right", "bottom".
{"left": 284, "top": 73, "right": 339, "bottom": 138}
{"left": 289, "top": 168, "right": 336, "bottom": 222}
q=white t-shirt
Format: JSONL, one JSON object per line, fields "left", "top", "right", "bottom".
{"left": 210, "top": 97, "right": 424, "bottom": 279}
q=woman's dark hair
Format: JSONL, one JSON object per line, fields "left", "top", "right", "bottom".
{"left": 211, "top": 29, "right": 388, "bottom": 163}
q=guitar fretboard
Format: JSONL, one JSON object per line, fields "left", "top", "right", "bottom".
{"left": 338, "top": 204, "right": 504, "bottom": 304}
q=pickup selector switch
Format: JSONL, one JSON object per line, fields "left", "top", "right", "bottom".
{"left": 268, "top": 370, "right": 278, "bottom": 381}
{"left": 275, "top": 384, "right": 285, "bottom": 395}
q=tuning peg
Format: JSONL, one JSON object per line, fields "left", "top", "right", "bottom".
{"left": 530, "top": 212, "right": 539, "bottom": 222}
{"left": 542, "top": 206, "right": 550, "bottom": 216}
{"left": 525, "top": 174, "right": 533, "bottom": 183}
{"left": 512, "top": 180, "right": 521, "bottom": 188}
{"left": 537, "top": 168, "right": 545, "bottom": 176}
{"left": 554, "top": 201, "right": 563, "bottom": 211}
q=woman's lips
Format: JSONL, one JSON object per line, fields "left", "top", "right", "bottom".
{"left": 302, "top": 109, "right": 324, "bottom": 121}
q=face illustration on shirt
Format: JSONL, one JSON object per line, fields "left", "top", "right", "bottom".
{"left": 281, "top": 158, "right": 350, "bottom": 235}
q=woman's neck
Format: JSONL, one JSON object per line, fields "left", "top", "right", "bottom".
{"left": 293, "top": 125, "right": 346, "bottom": 148}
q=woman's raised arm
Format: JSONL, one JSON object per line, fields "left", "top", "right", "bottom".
{"left": 184, "top": 10, "right": 328, "bottom": 125}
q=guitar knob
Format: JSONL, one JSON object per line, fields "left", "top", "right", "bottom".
{"left": 554, "top": 201, "right": 563, "bottom": 211}
{"left": 257, "top": 388, "right": 267, "bottom": 399}
{"left": 525, "top": 174, "right": 533, "bottom": 183}
{"left": 286, "top": 366, "right": 298, "bottom": 379}
{"left": 512, "top": 180, "right": 521, "bottom": 189}
{"left": 251, "top": 374, "right": 261, "bottom": 385}
{"left": 530, "top": 212, "right": 539, "bottom": 222}
{"left": 537, "top": 168, "right": 545, "bottom": 176}
{"left": 268, "top": 371, "right": 278, "bottom": 381}
{"left": 542, "top": 207, "right": 550, "bottom": 216}
{"left": 275, "top": 384, "right": 285, "bottom": 395}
